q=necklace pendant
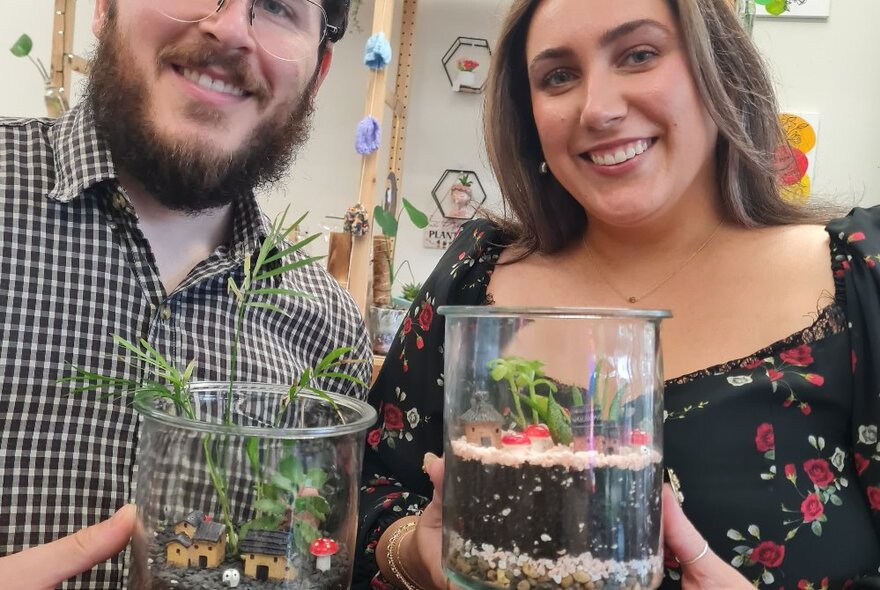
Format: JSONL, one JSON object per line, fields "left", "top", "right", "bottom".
{"left": 628, "top": 296, "right": 637, "bottom": 304}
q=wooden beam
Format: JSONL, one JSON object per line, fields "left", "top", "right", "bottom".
{"left": 348, "top": 0, "right": 397, "bottom": 316}
{"left": 387, "top": 0, "right": 418, "bottom": 193}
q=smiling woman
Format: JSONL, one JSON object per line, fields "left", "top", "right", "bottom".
{"left": 359, "top": 1, "right": 880, "bottom": 589}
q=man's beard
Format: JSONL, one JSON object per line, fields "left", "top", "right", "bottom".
{"left": 86, "top": 10, "right": 317, "bottom": 213}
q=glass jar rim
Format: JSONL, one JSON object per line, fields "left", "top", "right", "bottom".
{"left": 133, "top": 381, "right": 377, "bottom": 440}
{"left": 438, "top": 305, "right": 672, "bottom": 320}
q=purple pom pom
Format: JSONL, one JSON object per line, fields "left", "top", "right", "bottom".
{"left": 355, "top": 116, "right": 381, "bottom": 155}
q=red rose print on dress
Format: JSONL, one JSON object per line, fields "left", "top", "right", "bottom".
{"left": 755, "top": 423, "right": 775, "bottom": 452}
{"left": 867, "top": 486, "right": 880, "bottom": 511}
{"left": 728, "top": 527, "right": 785, "bottom": 585}
{"left": 854, "top": 453, "right": 870, "bottom": 476}
{"left": 402, "top": 317, "right": 412, "bottom": 335}
{"left": 418, "top": 301, "right": 433, "bottom": 331}
{"left": 847, "top": 231, "right": 866, "bottom": 243}
{"left": 800, "top": 493, "right": 824, "bottom": 523}
{"left": 367, "top": 428, "right": 382, "bottom": 448}
{"left": 384, "top": 404, "right": 404, "bottom": 430}
{"left": 780, "top": 344, "right": 814, "bottom": 367}
{"left": 803, "top": 458, "right": 834, "bottom": 487}
{"left": 804, "top": 373, "right": 824, "bottom": 386}
{"left": 785, "top": 464, "right": 797, "bottom": 480}
{"left": 750, "top": 540, "right": 785, "bottom": 568}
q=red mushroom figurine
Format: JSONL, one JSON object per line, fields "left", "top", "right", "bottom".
{"left": 524, "top": 424, "right": 553, "bottom": 452}
{"left": 501, "top": 432, "right": 531, "bottom": 453}
{"left": 629, "top": 429, "right": 650, "bottom": 446}
{"left": 310, "top": 538, "right": 339, "bottom": 572}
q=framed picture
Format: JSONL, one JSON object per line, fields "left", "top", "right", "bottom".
{"left": 756, "top": 0, "right": 831, "bottom": 19}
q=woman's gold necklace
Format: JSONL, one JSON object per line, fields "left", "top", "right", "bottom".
{"left": 583, "top": 222, "right": 724, "bottom": 304}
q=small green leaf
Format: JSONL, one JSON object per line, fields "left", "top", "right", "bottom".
{"left": 489, "top": 364, "right": 508, "bottom": 382}
{"left": 748, "top": 524, "right": 761, "bottom": 539}
{"left": 762, "top": 570, "right": 775, "bottom": 585}
{"left": 546, "top": 393, "right": 572, "bottom": 446}
{"left": 270, "top": 472, "right": 297, "bottom": 493}
{"left": 727, "top": 529, "right": 745, "bottom": 541}
{"left": 731, "top": 555, "right": 745, "bottom": 568}
{"left": 402, "top": 198, "right": 429, "bottom": 229}
{"left": 732, "top": 545, "right": 751, "bottom": 555}
{"left": 254, "top": 498, "right": 286, "bottom": 515}
{"left": 10, "top": 34, "right": 33, "bottom": 58}
{"left": 830, "top": 494, "right": 842, "bottom": 506}
{"left": 811, "top": 520, "right": 822, "bottom": 536}
{"left": 785, "top": 527, "right": 799, "bottom": 541}
{"left": 808, "top": 435, "right": 818, "bottom": 449}
{"left": 373, "top": 205, "right": 398, "bottom": 237}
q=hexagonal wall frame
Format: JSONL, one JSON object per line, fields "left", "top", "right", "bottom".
{"left": 431, "top": 169, "right": 487, "bottom": 220}
{"left": 441, "top": 37, "right": 492, "bottom": 94}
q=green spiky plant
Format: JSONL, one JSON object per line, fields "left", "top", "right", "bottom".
{"left": 373, "top": 198, "right": 428, "bottom": 305}
{"left": 400, "top": 281, "right": 422, "bottom": 303}
{"left": 456, "top": 172, "right": 473, "bottom": 188}
{"left": 61, "top": 208, "right": 367, "bottom": 554}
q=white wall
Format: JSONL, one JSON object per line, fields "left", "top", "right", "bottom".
{"left": 1, "top": 0, "right": 878, "bottom": 287}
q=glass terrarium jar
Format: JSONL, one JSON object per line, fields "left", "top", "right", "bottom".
{"left": 130, "top": 382, "right": 376, "bottom": 590}
{"left": 439, "top": 307, "right": 671, "bottom": 590}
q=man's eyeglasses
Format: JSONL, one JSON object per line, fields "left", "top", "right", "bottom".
{"left": 155, "top": 0, "right": 341, "bottom": 62}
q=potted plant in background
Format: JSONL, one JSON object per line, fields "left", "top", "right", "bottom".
{"left": 9, "top": 34, "right": 67, "bottom": 117}
{"left": 369, "top": 198, "right": 428, "bottom": 355}
{"left": 454, "top": 58, "right": 480, "bottom": 92}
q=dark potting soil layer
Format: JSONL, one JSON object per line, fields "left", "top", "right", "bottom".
{"left": 130, "top": 537, "right": 350, "bottom": 590}
{"left": 447, "top": 458, "right": 661, "bottom": 560}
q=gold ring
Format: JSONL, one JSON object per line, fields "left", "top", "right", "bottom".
{"left": 675, "top": 541, "right": 709, "bottom": 566}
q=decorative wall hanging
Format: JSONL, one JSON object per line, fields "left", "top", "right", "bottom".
{"left": 364, "top": 32, "right": 393, "bottom": 70}
{"left": 777, "top": 112, "right": 819, "bottom": 205}
{"left": 355, "top": 116, "right": 382, "bottom": 155}
{"left": 756, "top": 0, "right": 831, "bottom": 18}
{"left": 441, "top": 37, "right": 492, "bottom": 94}
{"left": 430, "top": 169, "right": 487, "bottom": 221}
{"left": 423, "top": 214, "right": 467, "bottom": 250}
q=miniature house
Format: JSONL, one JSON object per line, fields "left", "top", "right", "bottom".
{"left": 460, "top": 390, "right": 504, "bottom": 448}
{"left": 165, "top": 511, "right": 226, "bottom": 569}
{"left": 240, "top": 530, "right": 297, "bottom": 582}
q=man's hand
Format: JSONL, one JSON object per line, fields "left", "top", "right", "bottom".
{"left": 663, "top": 485, "right": 752, "bottom": 589}
{"left": 0, "top": 504, "right": 137, "bottom": 590}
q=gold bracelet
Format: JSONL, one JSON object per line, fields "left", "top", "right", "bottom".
{"left": 386, "top": 520, "right": 421, "bottom": 590}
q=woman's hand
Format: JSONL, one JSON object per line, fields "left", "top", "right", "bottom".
{"left": 663, "top": 484, "right": 752, "bottom": 589}
{"left": 400, "top": 452, "right": 448, "bottom": 589}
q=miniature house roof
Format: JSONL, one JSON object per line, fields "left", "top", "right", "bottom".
{"left": 165, "top": 533, "right": 193, "bottom": 548}
{"left": 192, "top": 520, "right": 226, "bottom": 543}
{"left": 460, "top": 391, "right": 504, "bottom": 423}
{"left": 239, "top": 530, "right": 291, "bottom": 557}
{"left": 180, "top": 510, "right": 206, "bottom": 528}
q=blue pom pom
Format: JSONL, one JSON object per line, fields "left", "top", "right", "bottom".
{"left": 364, "top": 33, "right": 392, "bottom": 70}
{"left": 355, "top": 116, "right": 381, "bottom": 155}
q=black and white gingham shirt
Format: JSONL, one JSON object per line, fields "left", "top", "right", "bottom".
{"left": 0, "top": 104, "right": 371, "bottom": 588}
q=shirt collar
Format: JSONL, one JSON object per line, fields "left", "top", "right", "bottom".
{"left": 46, "top": 102, "right": 270, "bottom": 259}
{"left": 47, "top": 102, "right": 117, "bottom": 203}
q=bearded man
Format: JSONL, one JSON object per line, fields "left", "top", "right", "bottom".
{"left": 0, "top": 0, "right": 368, "bottom": 586}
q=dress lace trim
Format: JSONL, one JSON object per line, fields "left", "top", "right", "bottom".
{"left": 667, "top": 302, "right": 847, "bottom": 386}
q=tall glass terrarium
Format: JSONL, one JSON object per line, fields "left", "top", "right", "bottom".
{"left": 130, "top": 382, "right": 376, "bottom": 590}
{"left": 439, "top": 307, "right": 671, "bottom": 590}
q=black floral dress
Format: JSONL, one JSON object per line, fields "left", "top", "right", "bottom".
{"left": 354, "top": 209, "right": 880, "bottom": 590}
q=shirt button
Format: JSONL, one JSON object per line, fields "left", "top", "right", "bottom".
{"left": 159, "top": 305, "right": 172, "bottom": 321}
{"left": 112, "top": 192, "right": 127, "bottom": 210}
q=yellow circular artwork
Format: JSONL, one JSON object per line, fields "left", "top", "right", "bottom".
{"left": 779, "top": 113, "right": 817, "bottom": 154}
